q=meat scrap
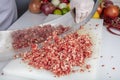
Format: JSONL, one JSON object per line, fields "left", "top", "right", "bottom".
{"left": 11, "top": 25, "right": 69, "bottom": 50}
{"left": 22, "top": 31, "right": 93, "bottom": 76}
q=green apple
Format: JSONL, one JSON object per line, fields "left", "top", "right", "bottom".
{"left": 53, "top": 9, "right": 62, "bottom": 15}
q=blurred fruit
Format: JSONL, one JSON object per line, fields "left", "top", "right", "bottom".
{"left": 99, "top": 0, "right": 103, "bottom": 3}
{"left": 42, "top": 0, "right": 49, "bottom": 3}
{"left": 100, "top": 0, "right": 113, "bottom": 8}
{"left": 97, "top": 5, "right": 103, "bottom": 15}
{"left": 61, "top": 8, "right": 69, "bottom": 14}
{"left": 29, "top": 0, "right": 42, "bottom": 14}
{"left": 58, "top": 3, "right": 67, "bottom": 9}
{"left": 53, "top": 9, "right": 62, "bottom": 15}
{"left": 103, "top": 5, "right": 119, "bottom": 18}
{"left": 60, "top": 0, "right": 69, "bottom": 3}
{"left": 41, "top": 2, "right": 56, "bottom": 15}
{"left": 67, "top": 3, "right": 70, "bottom": 9}
{"left": 51, "top": 0, "right": 60, "bottom": 7}
{"left": 92, "top": 11, "right": 100, "bottom": 19}
{"left": 66, "top": 6, "right": 70, "bottom": 11}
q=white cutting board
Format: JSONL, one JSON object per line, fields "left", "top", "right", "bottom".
{"left": 3, "top": 13, "right": 103, "bottom": 80}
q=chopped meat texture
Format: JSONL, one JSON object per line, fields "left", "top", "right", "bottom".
{"left": 22, "top": 31, "right": 92, "bottom": 76}
{"left": 11, "top": 25, "right": 69, "bottom": 50}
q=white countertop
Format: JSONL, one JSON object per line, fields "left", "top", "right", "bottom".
{"left": 0, "top": 10, "right": 120, "bottom": 80}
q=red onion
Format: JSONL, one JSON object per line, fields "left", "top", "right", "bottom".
{"left": 41, "top": 2, "right": 56, "bottom": 15}
{"left": 42, "top": 0, "right": 49, "bottom": 3}
{"left": 60, "top": 0, "right": 69, "bottom": 3}
{"left": 104, "top": 0, "right": 113, "bottom": 7}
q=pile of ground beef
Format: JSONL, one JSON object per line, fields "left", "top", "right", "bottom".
{"left": 11, "top": 25, "right": 69, "bottom": 50}
{"left": 22, "top": 31, "right": 92, "bottom": 76}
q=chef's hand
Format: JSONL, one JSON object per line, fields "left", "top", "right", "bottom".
{"left": 70, "top": 0, "right": 94, "bottom": 23}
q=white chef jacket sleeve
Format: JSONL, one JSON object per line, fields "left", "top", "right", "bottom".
{"left": 0, "top": 0, "right": 17, "bottom": 30}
